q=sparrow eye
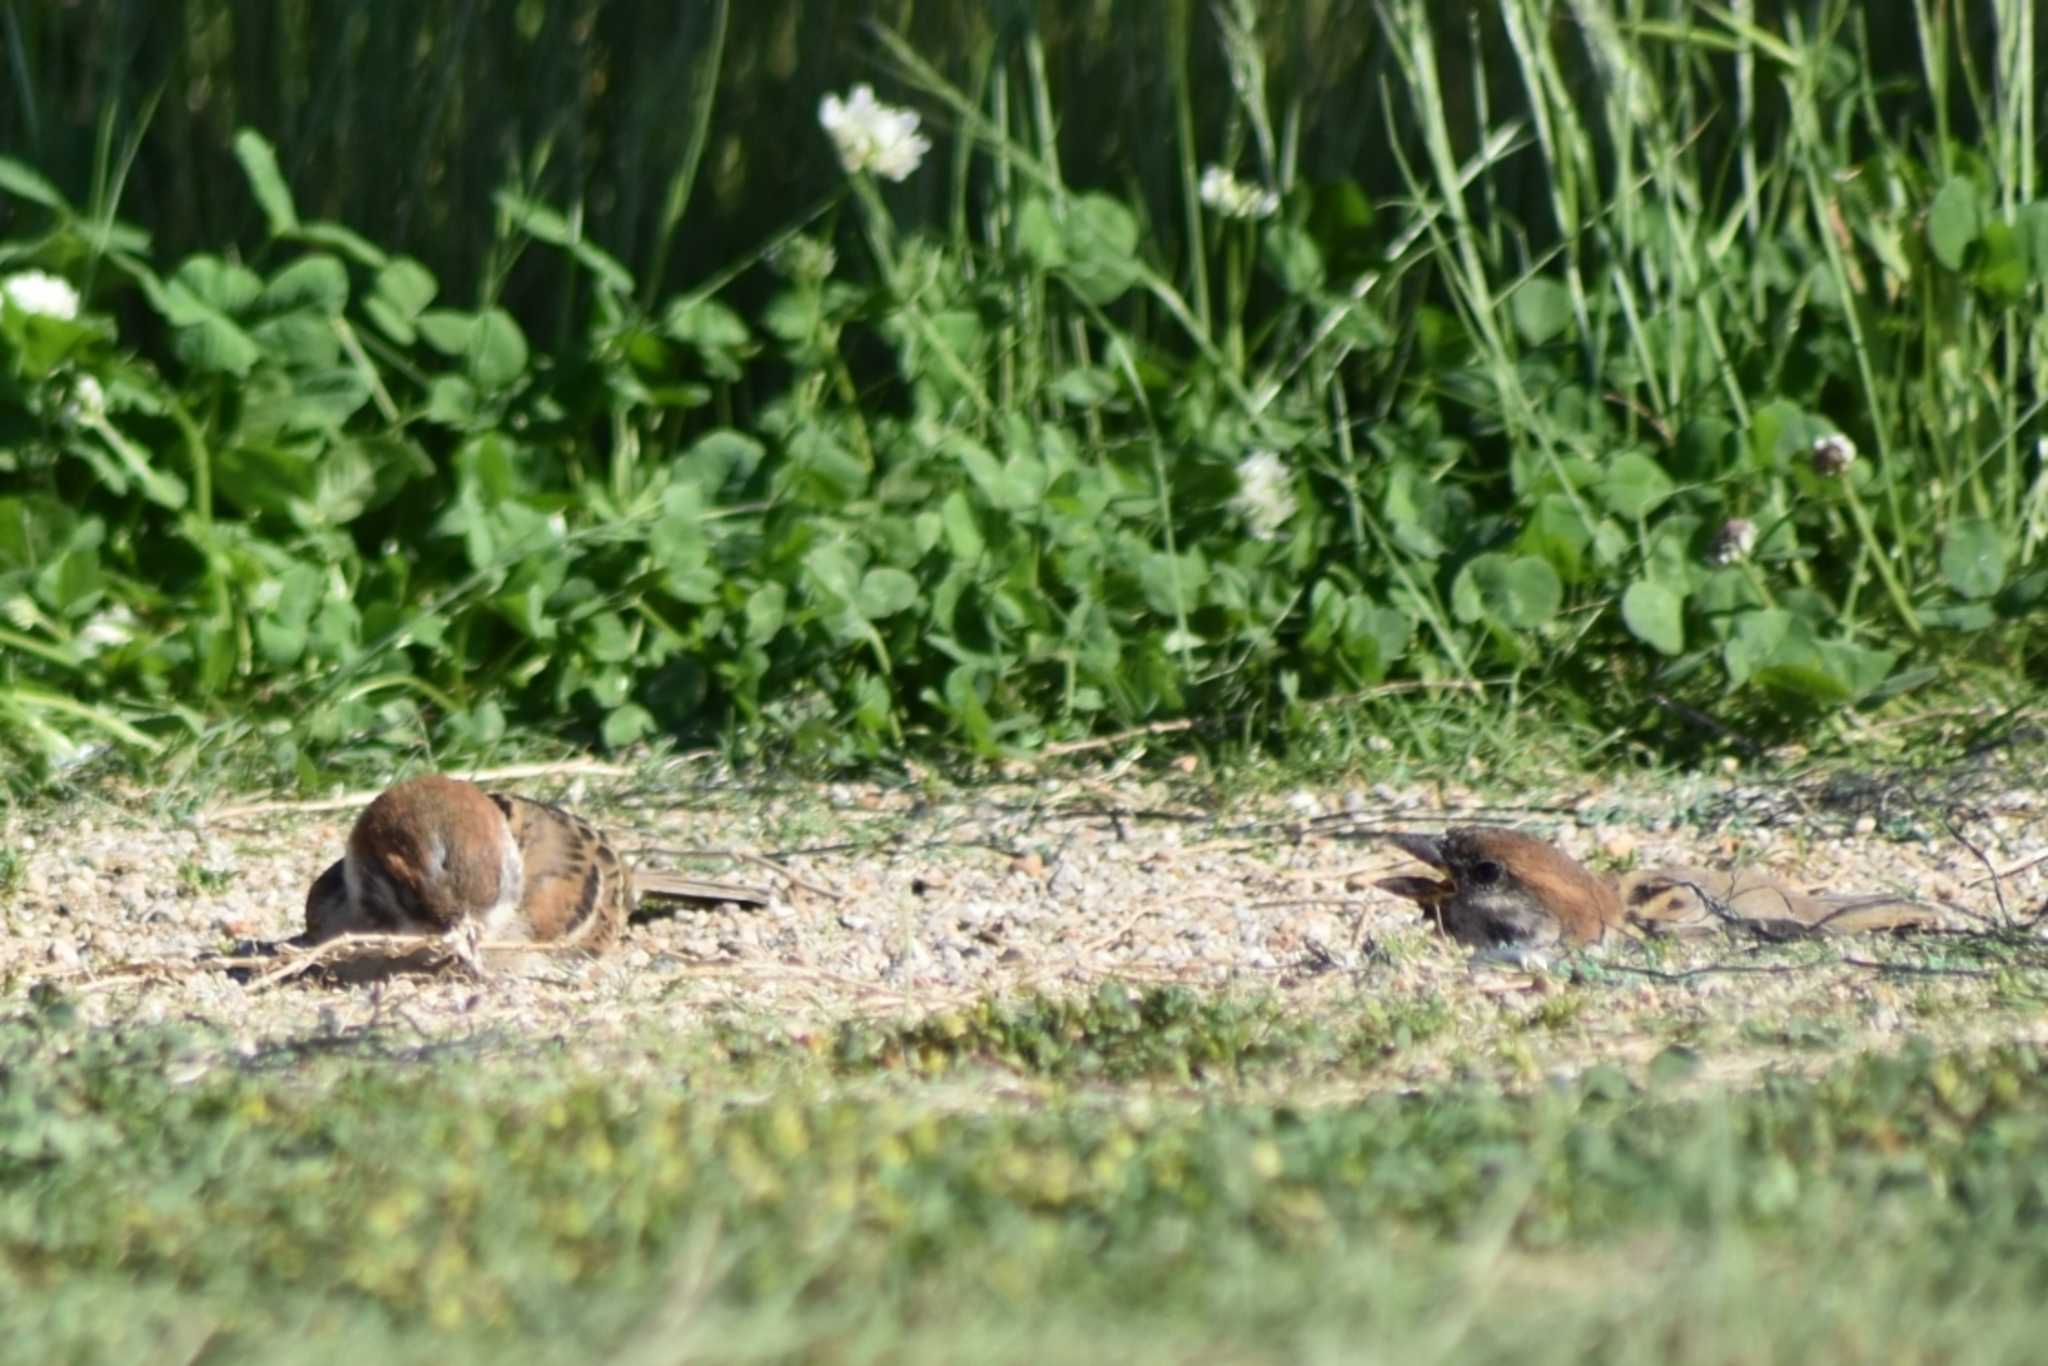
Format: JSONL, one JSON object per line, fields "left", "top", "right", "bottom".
{"left": 1468, "top": 859, "right": 1504, "bottom": 886}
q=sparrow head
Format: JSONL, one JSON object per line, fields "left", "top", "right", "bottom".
{"left": 302, "top": 857, "right": 353, "bottom": 943}
{"left": 303, "top": 775, "right": 523, "bottom": 942}
{"left": 1377, "top": 827, "right": 1620, "bottom": 949}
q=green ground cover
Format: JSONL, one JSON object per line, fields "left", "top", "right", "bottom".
{"left": 7, "top": 981, "right": 2048, "bottom": 1363}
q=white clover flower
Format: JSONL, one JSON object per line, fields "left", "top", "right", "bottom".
{"left": 1199, "top": 165, "right": 1279, "bottom": 220}
{"left": 77, "top": 603, "right": 137, "bottom": 653}
{"left": 1707, "top": 517, "right": 1757, "bottom": 565}
{"left": 1810, "top": 433, "right": 1857, "bottom": 477}
{"left": 2, "top": 270, "right": 80, "bottom": 320}
{"left": 1231, "top": 449, "right": 1298, "bottom": 541}
{"left": 819, "top": 85, "right": 930, "bottom": 182}
{"left": 64, "top": 373, "right": 106, "bottom": 421}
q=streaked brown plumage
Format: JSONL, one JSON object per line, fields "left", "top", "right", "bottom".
{"left": 1378, "top": 826, "right": 1942, "bottom": 951}
{"left": 301, "top": 775, "right": 765, "bottom": 966}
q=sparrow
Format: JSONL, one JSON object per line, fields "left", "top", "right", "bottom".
{"left": 300, "top": 774, "right": 764, "bottom": 963}
{"left": 1377, "top": 826, "right": 1943, "bottom": 953}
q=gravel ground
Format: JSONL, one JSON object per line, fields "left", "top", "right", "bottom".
{"left": 5, "top": 755, "right": 2045, "bottom": 1087}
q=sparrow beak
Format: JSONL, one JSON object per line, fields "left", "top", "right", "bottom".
{"left": 1377, "top": 832, "right": 1456, "bottom": 908}
{"left": 1384, "top": 832, "right": 1448, "bottom": 869}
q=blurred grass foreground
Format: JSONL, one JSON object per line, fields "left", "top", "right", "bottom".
{"left": 0, "top": 0, "right": 2043, "bottom": 779}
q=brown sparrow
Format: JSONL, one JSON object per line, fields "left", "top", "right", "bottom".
{"left": 301, "top": 774, "right": 763, "bottom": 962}
{"left": 1378, "top": 826, "right": 1942, "bottom": 953}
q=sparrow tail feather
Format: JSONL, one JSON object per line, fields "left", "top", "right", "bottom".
{"left": 630, "top": 870, "right": 772, "bottom": 907}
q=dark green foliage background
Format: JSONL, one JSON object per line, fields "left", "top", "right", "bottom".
{"left": 1, "top": 0, "right": 2042, "bottom": 775}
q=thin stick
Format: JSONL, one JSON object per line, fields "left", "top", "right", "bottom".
{"left": 1838, "top": 957, "right": 1996, "bottom": 979}
{"left": 1943, "top": 811, "right": 2013, "bottom": 925}
{"left": 1965, "top": 848, "right": 2048, "bottom": 888}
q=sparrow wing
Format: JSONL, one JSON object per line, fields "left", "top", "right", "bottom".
{"left": 491, "top": 793, "right": 629, "bottom": 951}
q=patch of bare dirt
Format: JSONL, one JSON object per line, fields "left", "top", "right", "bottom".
{"left": 4, "top": 757, "right": 2044, "bottom": 1091}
